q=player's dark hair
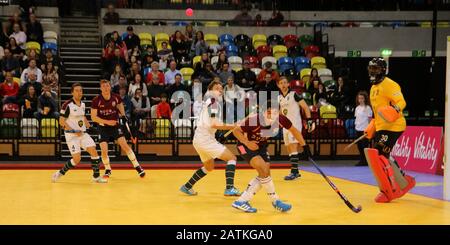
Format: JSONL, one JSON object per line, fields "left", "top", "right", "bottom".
{"left": 71, "top": 82, "right": 82, "bottom": 92}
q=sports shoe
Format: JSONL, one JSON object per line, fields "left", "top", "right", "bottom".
{"left": 136, "top": 166, "right": 146, "bottom": 178}
{"left": 180, "top": 185, "right": 198, "bottom": 196}
{"left": 224, "top": 186, "right": 241, "bottom": 196}
{"left": 284, "top": 172, "right": 301, "bottom": 181}
{"left": 51, "top": 171, "right": 63, "bottom": 183}
{"left": 272, "top": 200, "right": 292, "bottom": 212}
{"left": 103, "top": 169, "right": 112, "bottom": 178}
{"left": 93, "top": 176, "right": 108, "bottom": 183}
{"left": 232, "top": 201, "right": 257, "bottom": 213}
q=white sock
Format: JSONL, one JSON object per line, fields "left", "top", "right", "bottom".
{"left": 127, "top": 151, "right": 139, "bottom": 168}
{"left": 227, "top": 160, "right": 236, "bottom": 165}
{"left": 102, "top": 156, "right": 111, "bottom": 170}
{"left": 70, "top": 159, "right": 77, "bottom": 166}
{"left": 258, "top": 176, "right": 279, "bottom": 202}
{"left": 237, "top": 177, "right": 261, "bottom": 202}
{"left": 201, "top": 166, "right": 209, "bottom": 174}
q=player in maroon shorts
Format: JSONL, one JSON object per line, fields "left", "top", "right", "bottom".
{"left": 231, "top": 100, "right": 311, "bottom": 213}
{"left": 91, "top": 79, "right": 145, "bottom": 178}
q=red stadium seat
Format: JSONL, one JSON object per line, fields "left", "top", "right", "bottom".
{"left": 304, "top": 45, "right": 320, "bottom": 59}
{"left": 256, "top": 45, "right": 272, "bottom": 63}
{"left": 283, "top": 34, "right": 299, "bottom": 49}
{"left": 289, "top": 79, "right": 306, "bottom": 94}
{"left": 244, "top": 56, "right": 260, "bottom": 68}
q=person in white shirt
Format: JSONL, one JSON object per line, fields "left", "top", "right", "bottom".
{"left": 9, "top": 23, "right": 27, "bottom": 49}
{"left": 20, "top": 59, "right": 42, "bottom": 86}
{"left": 354, "top": 91, "right": 373, "bottom": 166}
{"left": 164, "top": 60, "right": 183, "bottom": 85}
{"left": 224, "top": 75, "right": 245, "bottom": 123}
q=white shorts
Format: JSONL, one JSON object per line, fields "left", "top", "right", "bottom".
{"left": 193, "top": 136, "right": 227, "bottom": 162}
{"left": 283, "top": 125, "right": 302, "bottom": 146}
{"left": 65, "top": 133, "right": 96, "bottom": 155}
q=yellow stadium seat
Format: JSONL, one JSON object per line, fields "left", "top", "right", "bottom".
{"left": 13, "top": 77, "right": 20, "bottom": 84}
{"left": 320, "top": 105, "right": 337, "bottom": 119}
{"left": 25, "top": 41, "right": 41, "bottom": 54}
{"left": 204, "top": 33, "right": 219, "bottom": 46}
{"left": 311, "top": 56, "right": 327, "bottom": 69}
{"left": 272, "top": 45, "right": 287, "bottom": 59}
{"left": 421, "top": 21, "right": 431, "bottom": 28}
{"left": 180, "top": 67, "right": 194, "bottom": 81}
{"left": 204, "top": 21, "right": 220, "bottom": 27}
{"left": 228, "top": 56, "right": 243, "bottom": 71}
{"left": 155, "top": 119, "right": 171, "bottom": 138}
{"left": 40, "top": 118, "right": 59, "bottom": 138}
{"left": 141, "top": 39, "right": 152, "bottom": 46}
{"left": 139, "top": 32, "right": 152, "bottom": 41}
{"left": 300, "top": 68, "right": 312, "bottom": 81}
{"left": 155, "top": 32, "right": 169, "bottom": 46}
{"left": 252, "top": 34, "right": 267, "bottom": 49}
{"left": 438, "top": 21, "right": 450, "bottom": 28}
{"left": 192, "top": 55, "right": 202, "bottom": 68}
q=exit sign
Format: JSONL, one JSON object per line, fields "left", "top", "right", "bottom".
{"left": 412, "top": 50, "right": 426, "bottom": 57}
{"left": 347, "top": 50, "right": 361, "bottom": 57}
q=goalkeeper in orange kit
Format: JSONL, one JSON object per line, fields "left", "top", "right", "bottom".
{"left": 363, "top": 58, "right": 416, "bottom": 203}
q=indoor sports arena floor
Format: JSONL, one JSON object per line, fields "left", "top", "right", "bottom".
{"left": 0, "top": 161, "right": 449, "bottom": 225}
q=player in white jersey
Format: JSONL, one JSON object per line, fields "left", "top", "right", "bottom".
{"left": 51, "top": 83, "right": 107, "bottom": 183}
{"left": 277, "top": 77, "right": 315, "bottom": 180}
{"left": 180, "top": 80, "right": 241, "bottom": 196}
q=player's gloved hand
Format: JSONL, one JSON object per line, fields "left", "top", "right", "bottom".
{"left": 364, "top": 119, "right": 375, "bottom": 139}
{"left": 306, "top": 119, "right": 315, "bottom": 133}
{"left": 120, "top": 116, "right": 129, "bottom": 125}
{"left": 377, "top": 105, "right": 400, "bottom": 123}
{"left": 302, "top": 144, "right": 312, "bottom": 159}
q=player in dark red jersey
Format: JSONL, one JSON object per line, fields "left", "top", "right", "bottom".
{"left": 91, "top": 79, "right": 145, "bottom": 178}
{"left": 231, "top": 100, "right": 311, "bottom": 213}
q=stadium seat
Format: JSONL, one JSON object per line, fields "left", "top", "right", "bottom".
{"left": 121, "top": 32, "right": 128, "bottom": 41}
{"left": 228, "top": 56, "right": 243, "bottom": 71}
{"left": 281, "top": 68, "right": 297, "bottom": 81}
{"left": 174, "top": 119, "right": 192, "bottom": 138}
{"left": 438, "top": 21, "right": 450, "bottom": 28}
{"left": 320, "top": 105, "right": 337, "bottom": 119}
{"left": 252, "top": 34, "right": 267, "bottom": 49}
{"left": 244, "top": 56, "right": 259, "bottom": 68}
{"left": 289, "top": 79, "right": 306, "bottom": 94}
{"left": 205, "top": 33, "right": 219, "bottom": 46}
{"left": 283, "top": 34, "right": 299, "bottom": 49}
{"left": 300, "top": 68, "right": 312, "bottom": 82}
{"left": 204, "top": 21, "right": 220, "bottom": 27}
{"left": 288, "top": 45, "right": 305, "bottom": 58}
{"left": 211, "top": 56, "right": 219, "bottom": 68}
{"left": 304, "top": 45, "right": 320, "bottom": 59}
{"left": 173, "top": 21, "right": 188, "bottom": 26}
{"left": 256, "top": 45, "right": 272, "bottom": 62}
{"left": 267, "top": 34, "right": 284, "bottom": 47}
{"left": 143, "top": 67, "right": 152, "bottom": 77}
{"left": 294, "top": 56, "right": 310, "bottom": 72}
{"left": 234, "top": 34, "right": 251, "bottom": 48}
{"left": 40, "top": 118, "right": 59, "bottom": 138}
{"left": 139, "top": 32, "right": 152, "bottom": 42}
{"left": 21, "top": 118, "right": 39, "bottom": 138}
{"left": 251, "top": 68, "right": 262, "bottom": 76}
{"left": 43, "top": 31, "right": 57, "bottom": 44}
{"left": 42, "top": 42, "right": 57, "bottom": 55}
{"left": 299, "top": 34, "right": 313, "bottom": 48}
{"left": 0, "top": 118, "right": 18, "bottom": 138}
{"left": 155, "top": 32, "right": 170, "bottom": 47}
{"left": 192, "top": 55, "right": 202, "bottom": 67}
{"left": 181, "top": 67, "right": 194, "bottom": 81}
{"left": 318, "top": 68, "right": 333, "bottom": 83}
{"left": 156, "top": 42, "right": 172, "bottom": 51}
{"left": 26, "top": 41, "right": 41, "bottom": 54}
{"left": 219, "top": 34, "right": 234, "bottom": 47}
{"left": 12, "top": 77, "right": 20, "bottom": 85}
{"left": 277, "top": 56, "right": 294, "bottom": 73}
{"left": 323, "top": 80, "right": 336, "bottom": 92}
{"left": 239, "top": 44, "right": 255, "bottom": 59}
{"left": 261, "top": 56, "right": 277, "bottom": 70}
{"left": 359, "top": 22, "right": 374, "bottom": 28}
{"left": 345, "top": 118, "right": 356, "bottom": 138}
{"left": 311, "top": 56, "right": 327, "bottom": 69}
{"left": 226, "top": 44, "right": 239, "bottom": 57}
{"left": 329, "top": 119, "right": 347, "bottom": 139}
{"left": 301, "top": 92, "right": 313, "bottom": 105}
{"left": 155, "top": 119, "right": 171, "bottom": 138}
{"left": 272, "top": 45, "right": 287, "bottom": 59}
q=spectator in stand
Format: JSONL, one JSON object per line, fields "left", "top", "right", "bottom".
{"left": 195, "top": 52, "right": 210, "bottom": 71}
{"left": 109, "top": 47, "right": 126, "bottom": 75}
{"left": 308, "top": 68, "right": 321, "bottom": 92}
{"left": 9, "top": 23, "right": 26, "bottom": 49}
{"left": 131, "top": 88, "right": 151, "bottom": 133}
{"left": 145, "top": 61, "right": 165, "bottom": 85}
{"left": 118, "top": 85, "right": 132, "bottom": 119}
{"left": 257, "top": 61, "right": 279, "bottom": 85}
{"left": 254, "top": 14, "right": 265, "bottom": 26}
{"left": 42, "top": 62, "right": 59, "bottom": 93}
{"left": 102, "top": 39, "right": 116, "bottom": 62}
{"left": 330, "top": 76, "right": 350, "bottom": 116}
{"left": 267, "top": 9, "right": 284, "bottom": 26}
{"left": 157, "top": 41, "right": 173, "bottom": 70}
{"left": 1, "top": 22, "right": 10, "bottom": 48}
{"left": 232, "top": 6, "right": 253, "bottom": 26}
{"left": 184, "top": 24, "right": 195, "bottom": 47}
{"left": 192, "top": 62, "right": 216, "bottom": 86}
{"left": 191, "top": 31, "right": 209, "bottom": 56}
{"left": 7, "top": 13, "right": 23, "bottom": 36}
{"left": 103, "top": 3, "right": 120, "bottom": 25}
{"left": 148, "top": 75, "right": 165, "bottom": 106}
{"left": 218, "top": 63, "right": 234, "bottom": 84}
{"left": 34, "top": 85, "right": 59, "bottom": 120}
{"left": 235, "top": 60, "right": 256, "bottom": 91}
{"left": 20, "top": 84, "right": 38, "bottom": 118}
{"left": 128, "top": 73, "right": 148, "bottom": 98}
{"left": 141, "top": 53, "right": 155, "bottom": 70}
{"left": 19, "top": 71, "right": 41, "bottom": 97}
{"left": 171, "top": 30, "right": 188, "bottom": 64}
{"left": 166, "top": 73, "right": 186, "bottom": 98}
{"left": 156, "top": 93, "right": 171, "bottom": 119}
{"left": 20, "top": 59, "right": 42, "bottom": 86}
{"left": 0, "top": 45, "right": 4, "bottom": 60}
{"left": 111, "top": 31, "right": 128, "bottom": 60}
{"left": 164, "top": 60, "right": 182, "bottom": 85}
{"left": 0, "top": 71, "right": 19, "bottom": 104}
{"left": 8, "top": 37, "right": 25, "bottom": 61}
{"left": 110, "top": 64, "right": 124, "bottom": 87}
{"left": 313, "top": 83, "right": 328, "bottom": 106}
{"left": 224, "top": 76, "right": 244, "bottom": 122}
{"left": 126, "top": 62, "right": 141, "bottom": 83}
{"left": 112, "top": 74, "right": 128, "bottom": 94}
{"left": 255, "top": 72, "right": 278, "bottom": 92}
{"left": 40, "top": 48, "right": 61, "bottom": 71}
{"left": 354, "top": 91, "right": 372, "bottom": 166}
{"left": 123, "top": 26, "right": 140, "bottom": 51}
{"left": 1, "top": 48, "right": 21, "bottom": 77}
{"left": 23, "top": 48, "right": 39, "bottom": 69}
{"left": 25, "top": 13, "right": 43, "bottom": 44}
{"left": 215, "top": 52, "right": 228, "bottom": 72}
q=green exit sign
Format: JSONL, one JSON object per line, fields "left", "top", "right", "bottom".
{"left": 347, "top": 50, "right": 361, "bottom": 57}
{"left": 412, "top": 50, "right": 426, "bottom": 57}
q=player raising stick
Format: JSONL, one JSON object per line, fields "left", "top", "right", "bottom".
{"left": 91, "top": 79, "right": 145, "bottom": 178}
{"left": 180, "top": 80, "right": 241, "bottom": 196}
{"left": 231, "top": 100, "right": 312, "bottom": 213}
{"left": 52, "top": 83, "right": 107, "bottom": 183}
{"left": 277, "top": 76, "right": 315, "bottom": 180}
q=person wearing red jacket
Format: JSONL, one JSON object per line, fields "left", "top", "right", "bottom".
{"left": 0, "top": 71, "right": 19, "bottom": 104}
{"left": 156, "top": 93, "right": 172, "bottom": 119}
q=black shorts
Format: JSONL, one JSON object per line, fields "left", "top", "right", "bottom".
{"left": 373, "top": 130, "right": 403, "bottom": 157}
{"left": 236, "top": 144, "right": 270, "bottom": 163}
{"left": 98, "top": 125, "right": 125, "bottom": 143}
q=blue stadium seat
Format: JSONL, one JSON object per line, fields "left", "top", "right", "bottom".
{"left": 277, "top": 56, "right": 294, "bottom": 73}
{"left": 173, "top": 21, "right": 188, "bottom": 26}
{"left": 294, "top": 56, "right": 310, "bottom": 72}
{"left": 226, "top": 44, "right": 239, "bottom": 57}
{"left": 219, "top": 34, "right": 234, "bottom": 47}
{"left": 42, "top": 42, "right": 57, "bottom": 55}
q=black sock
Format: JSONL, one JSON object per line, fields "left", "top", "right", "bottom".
{"left": 184, "top": 168, "right": 207, "bottom": 189}
{"left": 59, "top": 159, "right": 75, "bottom": 175}
{"left": 225, "top": 164, "right": 236, "bottom": 189}
{"left": 91, "top": 157, "right": 100, "bottom": 178}
{"left": 290, "top": 154, "right": 299, "bottom": 174}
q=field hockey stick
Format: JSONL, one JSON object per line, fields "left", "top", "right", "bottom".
{"left": 343, "top": 133, "right": 367, "bottom": 152}
{"left": 124, "top": 120, "right": 137, "bottom": 145}
{"left": 307, "top": 156, "right": 362, "bottom": 213}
